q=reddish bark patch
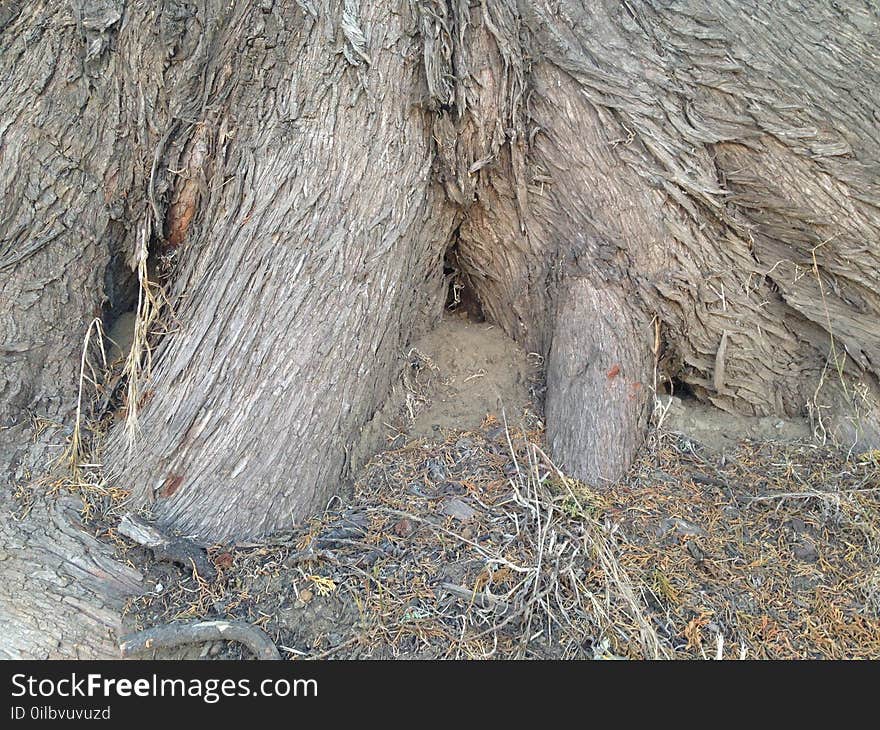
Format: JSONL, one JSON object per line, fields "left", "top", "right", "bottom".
{"left": 164, "top": 124, "right": 210, "bottom": 247}
{"left": 393, "top": 518, "right": 414, "bottom": 537}
{"left": 159, "top": 474, "right": 183, "bottom": 498}
{"left": 166, "top": 195, "right": 198, "bottom": 247}
{"left": 606, "top": 364, "right": 621, "bottom": 380}
{"left": 137, "top": 388, "right": 154, "bottom": 409}
{"left": 628, "top": 381, "right": 643, "bottom": 400}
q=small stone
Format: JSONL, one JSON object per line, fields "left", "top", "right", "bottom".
{"left": 360, "top": 551, "right": 381, "bottom": 567}
{"left": 299, "top": 588, "right": 314, "bottom": 604}
{"left": 427, "top": 460, "right": 446, "bottom": 482}
{"left": 393, "top": 518, "right": 414, "bottom": 537}
{"left": 657, "top": 517, "right": 708, "bottom": 538}
{"left": 486, "top": 426, "right": 506, "bottom": 442}
{"left": 792, "top": 539, "right": 818, "bottom": 563}
{"left": 439, "top": 498, "right": 477, "bottom": 522}
{"left": 408, "top": 482, "right": 430, "bottom": 497}
{"left": 440, "top": 481, "right": 466, "bottom": 496}
{"left": 686, "top": 540, "right": 705, "bottom": 561}
{"left": 214, "top": 552, "right": 234, "bottom": 569}
{"left": 791, "top": 575, "right": 816, "bottom": 592}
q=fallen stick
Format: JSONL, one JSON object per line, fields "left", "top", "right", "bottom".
{"left": 437, "top": 582, "right": 510, "bottom": 613}
{"left": 306, "top": 636, "right": 359, "bottom": 660}
{"left": 120, "top": 620, "right": 281, "bottom": 660}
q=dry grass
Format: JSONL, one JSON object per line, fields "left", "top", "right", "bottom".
{"left": 122, "top": 223, "right": 166, "bottom": 448}
{"left": 120, "top": 414, "right": 880, "bottom": 660}
{"left": 57, "top": 317, "right": 107, "bottom": 476}
{"left": 12, "top": 317, "right": 133, "bottom": 524}
{"left": 125, "top": 418, "right": 668, "bottom": 659}
{"left": 612, "top": 429, "right": 880, "bottom": 659}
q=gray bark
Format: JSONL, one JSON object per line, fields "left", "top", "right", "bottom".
{"left": 100, "top": 1, "right": 457, "bottom": 540}
{"left": 0, "top": 427, "right": 142, "bottom": 659}
{"left": 2, "top": 0, "right": 880, "bottom": 655}
{"left": 0, "top": 494, "right": 142, "bottom": 659}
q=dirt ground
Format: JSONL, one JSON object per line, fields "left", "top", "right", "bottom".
{"left": 106, "top": 315, "right": 880, "bottom": 660}
{"left": 350, "top": 312, "right": 542, "bottom": 469}
{"left": 659, "top": 394, "right": 812, "bottom": 454}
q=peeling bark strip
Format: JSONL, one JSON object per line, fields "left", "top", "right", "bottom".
{"left": 0, "top": 0, "right": 878, "bottom": 556}
{"left": 159, "top": 474, "right": 183, "bottom": 498}
{"left": 713, "top": 331, "right": 730, "bottom": 396}
{"left": 164, "top": 122, "right": 212, "bottom": 248}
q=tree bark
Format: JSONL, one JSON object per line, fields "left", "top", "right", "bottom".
{"left": 2, "top": 1, "right": 880, "bottom": 655}
{"left": 0, "top": 493, "right": 142, "bottom": 659}
{"left": 99, "top": 1, "right": 458, "bottom": 540}
{"left": 0, "top": 426, "right": 142, "bottom": 659}
{"left": 545, "top": 280, "right": 653, "bottom": 483}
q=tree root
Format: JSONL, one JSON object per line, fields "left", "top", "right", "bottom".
{"left": 119, "top": 620, "right": 281, "bottom": 660}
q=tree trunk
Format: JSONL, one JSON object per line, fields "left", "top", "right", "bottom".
{"left": 3, "top": 0, "right": 880, "bottom": 654}
{"left": 0, "top": 426, "right": 143, "bottom": 659}
{"left": 0, "top": 493, "right": 143, "bottom": 659}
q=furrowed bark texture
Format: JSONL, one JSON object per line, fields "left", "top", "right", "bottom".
{"left": 445, "top": 0, "right": 880, "bottom": 476}
{"left": 1, "top": 0, "right": 878, "bottom": 555}
{"left": 0, "top": 2, "right": 150, "bottom": 658}
{"left": 102, "top": 2, "right": 457, "bottom": 540}
{"left": 0, "top": 1, "right": 120, "bottom": 421}
{"left": 544, "top": 281, "right": 653, "bottom": 484}
{"left": 0, "top": 493, "right": 142, "bottom": 658}
{"left": 0, "top": 427, "right": 142, "bottom": 659}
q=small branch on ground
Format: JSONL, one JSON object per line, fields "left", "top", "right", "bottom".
{"left": 119, "top": 620, "right": 281, "bottom": 660}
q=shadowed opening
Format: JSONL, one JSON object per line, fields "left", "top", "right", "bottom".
{"left": 443, "top": 243, "right": 485, "bottom": 323}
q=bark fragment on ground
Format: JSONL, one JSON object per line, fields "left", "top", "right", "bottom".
{"left": 118, "top": 513, "right": 216, "bottom": 581}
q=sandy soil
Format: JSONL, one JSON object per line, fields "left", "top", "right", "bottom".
{"left": 659, "top": 394, "right": 812, "bottom": 453}
{"left": 402, "top": 315, "right": 541, "bottom": 437}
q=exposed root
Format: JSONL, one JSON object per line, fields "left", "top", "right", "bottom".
{"left": 120, "top": 620, "right": 281, "bottom": 660}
